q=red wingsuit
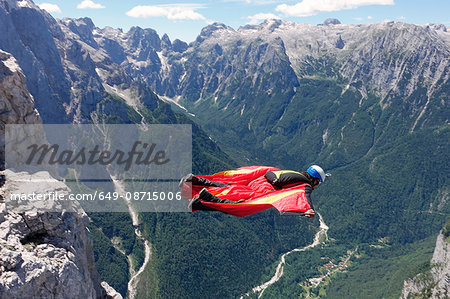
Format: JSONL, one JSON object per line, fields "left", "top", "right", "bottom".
{"left": 181, "top": 166, "right": 314, "bottom": 217}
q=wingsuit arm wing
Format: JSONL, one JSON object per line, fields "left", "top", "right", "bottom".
{"left": 270, "top": 186, "right": 313, "bottom": 215}
{"left": 276, "top": 186, "right": 315, "bottom": 217}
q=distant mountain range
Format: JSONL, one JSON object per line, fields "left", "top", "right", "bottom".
{"left": 2, "top": 0, "right": 449, "bottom": 128}
{"left": 1, "top": 0, "right": 448, "bottom": 166}
{"left": 0, "top": 0, "right": 448, "bottom": 298}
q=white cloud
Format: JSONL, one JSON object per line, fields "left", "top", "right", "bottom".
{"left": 77, "top": 0, "right": 105, "bottom": 9}
{"left": 247, "top": 13, "right": 280, "bottom": 25}
{"left": 396, "top": 16, "right": 406, "bottom": 20}
{"left": 126, "top": 4, "right": 206, "bottom": 21}
{"left": 367, "top": 15, "right": 373, "bottom": 19}
{"left": 276, "top": 0, "right": 394, "bottom": 17}
{"left": 37, "top": 3, "right": 61, "bottom": 13}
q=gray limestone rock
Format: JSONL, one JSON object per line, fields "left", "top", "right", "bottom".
{"left": 400, "top": 231, "right": 449, "bottom": 298}
{"left": 0, "top": 50, "right": 43, "bottom": 170}
{"left": 0, "top": 170, "right": 108, "bottom": 299}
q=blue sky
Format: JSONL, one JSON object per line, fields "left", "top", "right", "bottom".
{"left": 36, "top": 0, "right": 450, "bottom": 43}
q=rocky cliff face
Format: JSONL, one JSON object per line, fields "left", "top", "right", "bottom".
{"left": 0, "top": 170, "right": 123, "bottom": 298}
{"left": 0, "top": 0, "right": 69, "bottom": 123}
{"left": 0, "top": 50, "right": 41, "bottom": 125}
{"left": 0, "top": 50, "right": 43, "bottom": 170}
{"left": 0, "top": 49, "right": 121, "bottom": 298}
{"left": 1, "top": 170, "right": 95, "bottom": 298}
{"left": 401, "top": 230, "right": 449, "bottom": 298}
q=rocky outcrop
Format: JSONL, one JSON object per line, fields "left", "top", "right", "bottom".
{"left": 0, "top": 50, "right": 41, "bottom": 125}
{"left": 0, "top": 50, "right": 42, "bottom": 170}
{"left": 323, "top": 18, "right": 342, "bottom": 25}
{"left": 0, "top": 0, "right": 69, "bottom": 123}
{"left": 0, "top": 49, "right": 121, "bottom": 298}
{"left": 0, "top": 170, "right": 107, "bottom": 298}
{"left": 401, "top": 230, "right": 450, "bottom": 298}
{"left": 430, "top": 232, "right": 450, "bottom": 297}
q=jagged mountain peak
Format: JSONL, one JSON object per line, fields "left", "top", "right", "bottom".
{"left": 257, "top": 18, "right": 284, "bottom": 32}
{"left": 3, "top": 0, "right": 55, "bottom": 27}
{"left": 126, "top": 26, "right": 161, "bottom": 52}
{"left": 60, "top": 17, "right": 95, "bottom": 29}
{"left": 96, "top": 26, "right": 125, "bottom": 40}
{"left": 196, "top": 22, "right": 235, "bottom": 43}
{"left": 60, "top": 17, "right": 97, "bottom": 46}
{"left": 160, "top": 33, "right": 172, "bottom": 54}
{"left": 238, "top": 19, "right": 297, "bottom": 35}
{"left": 427, "top": 23, "right": 447, "bottom": 32}
{"left": 322, "top": 18, "right": 342, "bottom": 25}
{"left": 161, "top": 33, "right": 171, "bottom": 44}
{"left": 127, "top": 25, "right": 159, "bottom": 37}
{"left": 172, "top": 39, "right": 188, "bottom": 53}
{"left": 4, "top": 0, "right": 37, "bottom": 10}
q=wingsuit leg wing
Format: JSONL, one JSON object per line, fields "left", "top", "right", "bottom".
{"left": 190, "top": 186, "right": 312, "bottom": 217}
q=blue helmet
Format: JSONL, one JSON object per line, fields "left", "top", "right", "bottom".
{"left": 306, "top": 165, "right": 331, "bottom": 184}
